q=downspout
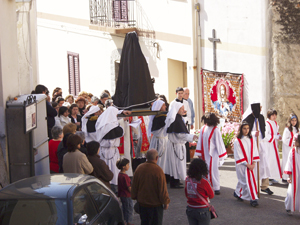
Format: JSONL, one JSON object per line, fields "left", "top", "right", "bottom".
{"left": 192, "top": 1, "right": 202, "bottom": 129}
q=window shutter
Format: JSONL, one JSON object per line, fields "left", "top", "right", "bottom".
{"left": 67, "top": 52, "right": 80, "bottom": 96}
{"left": 113, "top": 0, "right": 128, "bottom": 22}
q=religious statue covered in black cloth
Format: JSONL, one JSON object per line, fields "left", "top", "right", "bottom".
{"left": 112, "top": 32, "right": 156, "bottom": 110}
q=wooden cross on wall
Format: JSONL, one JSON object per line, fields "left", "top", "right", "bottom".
{"left": 208, "top": 29, "right": 221, "bottom": 71}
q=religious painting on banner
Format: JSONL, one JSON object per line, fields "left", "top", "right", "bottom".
{"left": 202, "top": 69, "right": 244, "bottom": 122}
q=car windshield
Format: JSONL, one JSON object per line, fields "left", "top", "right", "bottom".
{"left": 0, "top": 199, "right": 68, "bottom": 225}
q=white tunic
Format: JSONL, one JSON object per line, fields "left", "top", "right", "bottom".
{"left": 282, "top": 127, "right": 298, "bottom": 180}
{"left": 165, "top": 133, "right": 194, "bottom": 180}
{"left": 149, "top": 127, "right": 168, "bottom": 172}
{"left": 195, "top": 125, "right": 227, "bottom": 191}
{"left": 265, "top": 119, "right": 282, "bottom": 179}
{"left": 284, "top": 148, "right": 300, "bottom": 212}
{"left": 251, "top": 120, "right": 270, "bottom": 179}
{"left": 99, "top": 138, "right": 121, "bottom": 185}
{"left": 118, "top": 119, "right": 133, "bottom": 177}
{"left": 234, "top": 136, "right": 260, "bottom": 201}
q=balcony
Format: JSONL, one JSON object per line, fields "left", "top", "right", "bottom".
{"left": 89, "top": 0, "right": 137, "bottom": 34}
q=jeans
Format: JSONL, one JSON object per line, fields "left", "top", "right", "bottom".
{"left": 139, "top": 205, "right": 163, "bottom": 225}
{"left": 120, "top": 197, "right": 133, "bottom": 223}
{"left": 186, "top": 206, "right": 210, "bottom": 225}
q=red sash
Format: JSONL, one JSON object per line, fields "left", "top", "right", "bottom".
{"left": 118, "top": 136, "right": 125, "bottom": 155}
{"left": 289, "top": 131, "right": 294, "bottom": 147}
{"left": 139, "top": 116, "right": 150, "bottom": 153}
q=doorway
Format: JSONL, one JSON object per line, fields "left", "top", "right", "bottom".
{"left": 167, "top": 59, "right": 187, "bottom": 102}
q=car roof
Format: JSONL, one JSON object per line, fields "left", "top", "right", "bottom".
{"left": 0, "top": 174, "right": 99, "bottom": 200}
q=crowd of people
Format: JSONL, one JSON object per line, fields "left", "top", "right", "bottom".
{"left": 32, "top": 84, "right": 300, "bottom": 225}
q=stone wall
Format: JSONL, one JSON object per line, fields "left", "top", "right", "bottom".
{"left": 270, "top": 0, "right": 300, "bottom": 134}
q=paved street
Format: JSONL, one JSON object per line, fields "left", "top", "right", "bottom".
{"left": 132, "top": 157, "right": 300, "bottom": 225}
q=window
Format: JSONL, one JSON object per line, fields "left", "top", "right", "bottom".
{"left": 86, "top": 183, "right": 111, "bottom": 212}
{"left": 0, "top": 199, "right": 68, "bottom": 225}
{"left": 68, "top": 52, "right": 80, "bottom": 96}
{"left": 73, "top": 188, "right": 97, "bottom": 224}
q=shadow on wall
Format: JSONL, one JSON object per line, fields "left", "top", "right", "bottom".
{"left": 242, "top": 74, "right": 249, "bottom": 115}
{"left": 135, "top": 0, "right": 160, "bottom": 79}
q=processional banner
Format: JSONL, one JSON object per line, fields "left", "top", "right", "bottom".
{"left": 202, "top": 69, "right": 244, "bottom": 122}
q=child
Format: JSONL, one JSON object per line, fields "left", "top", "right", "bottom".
{"left": 185, "top": 158, "right": 214, "bottom": 225}
{"left": 195, "top": 112, "right": 227, "bottom": 195}
{"left": 116, "top": 158, "right": 133, "bottom": 225}
{"left": 282, "top": 113, "right": 299, "bottom": 182}
{"left": 233, "top": 121, "right": 260, "bottom": 207}
{"left": 284, "top": 133, "right": 300, "bottom": 214}
{"left": 265, "top": 109, "right": 282, "bottom": 183}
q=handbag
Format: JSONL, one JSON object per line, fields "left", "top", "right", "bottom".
{"left": 134, "top": 202, "right": 140, "bottom": 214}
{"left": 188, "top": 178, "right": 218, "bottom": 219}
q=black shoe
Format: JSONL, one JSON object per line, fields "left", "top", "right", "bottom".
{"left": 170, "top": 184, "right": 183, "bottom": 189}
{"left": 282, "top": 179, "right": 288, "bottom": 183}
{"left": 261, "top": 188, "right": 273, "bottom": 195}
{"left": 250, "top": 200, "right": 259, "bottom": 207}
{"left": 233, "top": 191, "right": 243, "bottom": 201}
{"left": 179, "top": 182, "right": 183, "bottom": 185}
{"left": 214, "top": 190, "right": 220, "bottom": 195}
{"left": 286, "top": 210, "right": 292, "bottom": 215}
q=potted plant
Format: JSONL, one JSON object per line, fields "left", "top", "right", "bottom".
{"left": 189, "top": 129, "right": 201, "bottom": 159}
{"left": 221, "top": 122, "right": 240, "bottom": 155}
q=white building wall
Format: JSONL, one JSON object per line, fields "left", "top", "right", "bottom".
{"left": 200, "top": 0, "right": 268, "bottom": 114}
{"left": 37, "top": 0, "right": 196, "bottom": 103}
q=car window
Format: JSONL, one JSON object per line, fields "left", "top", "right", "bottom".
{"left": 0, "top": 199, "right": 68, "bottom": 225}
{"left": 73, "top": 188, "right": 98, "bottom": 224}
{"left": 86, "top": 183, "right": 111, "bottom": 212}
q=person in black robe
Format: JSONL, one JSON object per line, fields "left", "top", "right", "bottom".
{"left": 243, "top": 102, "right": 273, "bottom": 195}
{"left": 112, "top": 32, "right": 156, "bottom": 110}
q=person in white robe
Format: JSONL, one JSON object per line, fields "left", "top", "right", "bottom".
{"left": 243, "top": 102, "right": 273, "bottom": 195}
{"left": 282, "top": 113, "right": 299, "bottom": 182}
{"left": 284, "top": 133, "right": 300, "bottom": 214}
{"left": 234, "top": 121, "right": 260, "bottom": 207}
{"left": 149, "top": 99, "right": 168, "bottom": 172}
{"left": 81, "top": 105, "right": 102, "bottom": 143}
{"left": 195, "top": 112, "right": 227, "bottom": 194}
{"left": 169, "top": 87, "right": 191, "bottom": 126}
{"left": 118, "top": 118, "right": 133, "bottom": 177}
{"left": 164, "top": 102, "right": 197, "bottom": 188}
{"left": 97, "top": 106, "right": 124, "bottom": 189}
{"left": 265, "top": 109, "right": 282, "bottom": 181}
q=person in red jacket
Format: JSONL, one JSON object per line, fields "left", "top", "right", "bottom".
{"left": 185, "top": 158, "right": 214, "bottom": 225}
{"left": 48, "top": 126, "right": 63, "bottom": 173}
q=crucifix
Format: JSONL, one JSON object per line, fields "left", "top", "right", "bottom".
{"left": 208, "top": 29, "right": 221, "bottom": 71}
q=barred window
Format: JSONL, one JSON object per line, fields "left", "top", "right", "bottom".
{"left": 67, "top": 52, "right": 80, "bottom": 96}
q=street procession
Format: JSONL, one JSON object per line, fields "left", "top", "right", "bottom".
{"left": 1, "top": 1, "right": 300, "bottom": 225}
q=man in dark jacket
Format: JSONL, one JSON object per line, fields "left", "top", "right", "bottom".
{"left": 131, "top": 149, "right": 170, "bottom": 225}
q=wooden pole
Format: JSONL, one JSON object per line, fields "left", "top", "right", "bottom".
{"left": 256, "top": 119, "right": 260, "bottom": 198}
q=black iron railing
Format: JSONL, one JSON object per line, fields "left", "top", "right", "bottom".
{"left": 90, "top": 0, "right": 136, "bottom": 28}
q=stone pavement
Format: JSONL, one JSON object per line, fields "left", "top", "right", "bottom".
{"left": 131, "top": 157, "right": 300, "bottom": 225}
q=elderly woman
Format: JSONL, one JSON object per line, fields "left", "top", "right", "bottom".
{"left": 55, "top": 106, "right": 71, "bottom": 128}
{"left": 76, "top": 131, "right": 88, "bottom": 156}
{"left": 91, "top": 96, "right": 100, "bottom": 106}
{"left": 65, "top": 94, "right": 74, "bottom": 104}
{"left": 62, "top": 134, "right": 93, "bottom": 174}
{"left": 48, "top": 126, "right": 63, "bottom": 173}
{"left": 69, "top": 103, "right": 82, "bottom": 131}
{"left": 75, "top": 96, "right": 86, "bottom": 116}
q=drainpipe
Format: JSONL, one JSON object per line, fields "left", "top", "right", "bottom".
{"left": 192, "top": 1, "right": 202, "bottom": 129}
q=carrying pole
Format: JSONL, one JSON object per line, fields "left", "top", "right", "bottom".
{"left": 256, "top": 119, "right": 260, "bottom": 198}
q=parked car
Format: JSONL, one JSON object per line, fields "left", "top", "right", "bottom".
{"left": 0, "top": 174, "right": 124, "bottom": 225}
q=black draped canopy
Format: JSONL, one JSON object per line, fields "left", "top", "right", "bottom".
{"left": 112, "top": 32, "right": 156, "bottom": 110}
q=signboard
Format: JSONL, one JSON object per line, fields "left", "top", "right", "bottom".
{"left": 25, "top": 102, "right": 37, "bottom": 133}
